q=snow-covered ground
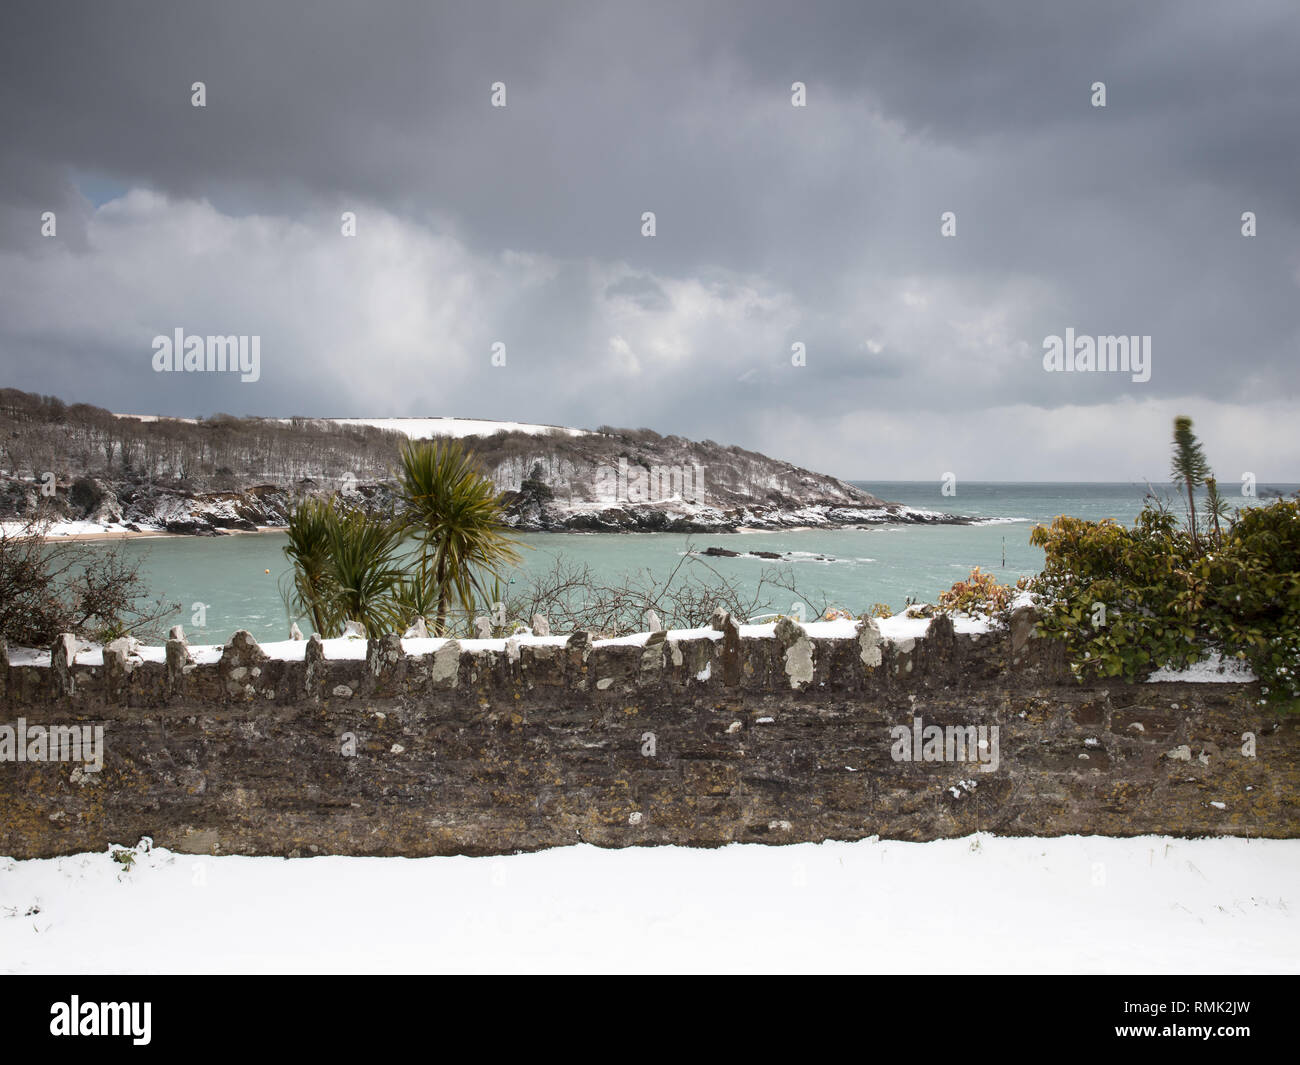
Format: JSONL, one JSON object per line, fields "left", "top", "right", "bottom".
{"left": 0, "top": 520, "right": 271, "bottom": 540}
{"left": 305, "top": 417, "right": 591, "bottom": 439}
{"left": 2, "top": 835, "right": 1296, "bottom": 973}
{"left": 0, "top": 519, "right": 158, "bottom": 539}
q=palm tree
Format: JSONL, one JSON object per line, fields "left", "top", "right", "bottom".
{"left": 1204, "top": 476, "right": 1229, "bottom": 546}
{"left": 325, "top": 506, "right": 407, "bottom": 638}
{"left": 396, "top": 439, "right": 522, "bottom": 634}
{"left": 281, "top": 498, "right": 405, "bottom": 638}
{"left": 280, "top": 498, "right": 340, "bottom": 636}
{"left": 1171, "top": 416, "right": 1210, "bottom": 546}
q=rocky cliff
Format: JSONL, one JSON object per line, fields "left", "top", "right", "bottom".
{"left": 0, "top": 389, "right": 969, "bottom": 533}
{"left": 480, "top": 428, "right": 968, "bottom": 531}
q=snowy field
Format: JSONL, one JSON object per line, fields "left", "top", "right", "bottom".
{"left": 112, "top": 413, "right": 591, "bottom": 438}
{"left": 319, "top": 416, "right": 591, "bottom": 438}
{"left": 2, "top": 835, "right": 1297, "bottom": 974}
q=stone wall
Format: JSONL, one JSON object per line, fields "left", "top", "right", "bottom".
{"left": 1, "top": 610, "right": 1296, "bottom": 859}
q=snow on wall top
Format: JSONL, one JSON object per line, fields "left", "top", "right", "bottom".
{"left": 6, "top": 616, "right": 985, "bottom": 668}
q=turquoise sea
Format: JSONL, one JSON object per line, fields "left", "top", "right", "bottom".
{"left": 104, "top": 481, "right": 1298, "bottom": 644}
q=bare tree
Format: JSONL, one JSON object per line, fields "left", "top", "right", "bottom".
{"left": 0, "top": 514, "right": 179, "bottom": 646}
{"left": 498, "top": 544, "right": 837, "bottom": 638}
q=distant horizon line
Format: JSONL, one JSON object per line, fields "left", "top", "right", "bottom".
{"left": 848, "top": 479, "right": 1300, "bottom": 486}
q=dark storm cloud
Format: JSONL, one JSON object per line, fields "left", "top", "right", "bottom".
{"left": 0, "top": 0, "right": 1296, "bottom": 478}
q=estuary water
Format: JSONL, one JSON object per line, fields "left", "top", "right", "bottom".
{"left": 102, "top": 481, "right": 1297, "bottom": 644}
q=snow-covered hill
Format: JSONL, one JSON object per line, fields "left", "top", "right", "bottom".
{"left": 0, "top": 391, "right": 975, "bottom": 535}
{"left": 115, "top": 414, "right": 590, "bottom": 438}
{"left": 318, "top": 417, "right": 591, "bottom": 439}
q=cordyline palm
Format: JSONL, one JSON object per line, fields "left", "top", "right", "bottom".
{"left": 326, "top": 506, "right": 407, "bottom": 637}
{"left": 1204, "top": 476, "right": 1229, "bottom": 546}
{"left": 1171, "top": 416, "right": 1211, "bottom": 547}
{"left": 280, "top": 498, "right": 340, "bottom": 637}
{"left": 281, "top": 498, "right": 405, "bottom": 638}
{"left": 396, "top": 439, "right": 522, "bottom": 634}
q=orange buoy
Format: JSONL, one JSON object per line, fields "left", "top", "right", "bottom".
{"left": 264, "top": 569, "right": 270, "bottom": 574}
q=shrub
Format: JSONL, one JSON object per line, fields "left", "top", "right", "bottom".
{"left": 519, "top": 477, "right": 553, "bottom": 502}
{"left": 1028, "top": 498, "right": 1300, "bottom": 704}
{"left": 937, "top": 566, "right": 1013, "bottom": 616}
{"left": 280, "top": 499, "right": 406, "bottom": 639}
{"left": 0, "top": 517, "right": 177, "bottom": 646}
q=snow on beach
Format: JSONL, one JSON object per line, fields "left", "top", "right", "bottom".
{"left": 2, "top": 835, "right": 1296, "bottom": 974}
{"left": 0, "top": 519, "right": 151, "bottom": 539}
{"left": 0, "top": 519, "right": 277, "bottom": 541}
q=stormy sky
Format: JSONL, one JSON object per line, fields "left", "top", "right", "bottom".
{"left": 1, "top": 0, "right": 1297, "bottom": 481}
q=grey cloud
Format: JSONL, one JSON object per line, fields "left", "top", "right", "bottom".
{"left": 604, "top": 275, "right": 671, "bottom": 312}
{"left": 0, "top": 0, "right": 1297, "bottom": 479}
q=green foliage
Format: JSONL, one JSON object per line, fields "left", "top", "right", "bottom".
{"left": 325, "top": 507, "right": 407, "bottom": 638}
{"left": 1170, "top": 415, "right": 1210, "bottom": 486}
{"left": 280, "top": 498, "right": 339, "bottom": 636}
{"left": 1029, "top": 416, "right": 1297, "bottom": 705}
{"left": 1028, "top": 498, "right": 1300, "bottom": 704}
{"left": 282, "top": 442, "right": 523, "bottom": 639}
{"left": 937, "top": 566, "right": 1013, "bottom": 615}
{"left": 280, "top": 498, "right": 406, "bottom": 638}
{"left": 1202, "top": 499, "right": 1300, "bottom": 703}
{"left": 396, "top": 439, "right": 522, "bottom": 635}
{"left": 391, "top": 568, "right": 440, "bottom": 631}
{"left": 1205, "top": 476, "right": 1229, "bottom": 543}
{"left": 1171, "top": 415, "right": 1211, "bottom": 544}
{"left": 520, "top": 463, "right": 554, "bottom": 502}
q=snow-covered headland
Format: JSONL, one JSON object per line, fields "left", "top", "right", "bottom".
{"left": 0, "top": 392, "right": 975, "bottom": 536}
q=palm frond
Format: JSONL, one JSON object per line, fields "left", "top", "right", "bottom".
{"left": 396, "top": 439, "right": 523, "bottom": 633}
